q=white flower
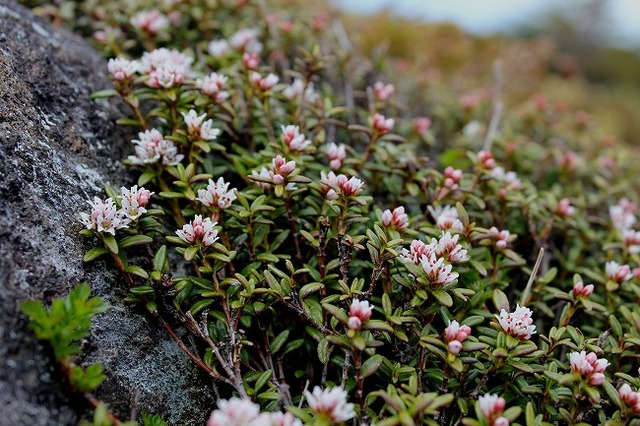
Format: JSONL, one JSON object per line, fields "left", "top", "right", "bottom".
{"left": 400, "top": 240, "right": 435, "bottom": 265}
{"left": 432, "top": 231, "right": 468, "bottom": 263}
{"left": 497, "top": 304, "right": 536, "bottom": 340}
{"left": 196, "top": 72, "right": 229, "bottom": 103}
{"left": 146, "top": 64, "right": 186, "bottom": 88}
{"left": 304, "top": 386, "right": 355, "bottom": 423}
{"left": 107, "top": 58, "right": 139, "bottom": 81}
{"left": 208, "top": 40, "right": 230, "bottom": 58}
{"left": 139, "top": 48, "right": 192, "bottom": 75}
{"left": 428, "top": 205, "right": 464, "bottom": 231}
{"left": 478, "top": 394, "right": 507, "bottom": 426}
{"left": 250, "top": 72, "right": 279, "bottom": 91}
{"left": 119, "top": 185, "right": 153, "bottom": 220}
{"left": 176, "top": 215, "right": 219, "bottom": 246}
{"left": 610, "top": 198, "right": 637, "bottom": 232}
{"left": 230, "top": 28, "right": 262, "bottom": 53}
{"left": 128, "top": 129, "right": 183, "bottom": 166}
{"left": 207, "top": 397, "right": 260, "bottom": 426}
{"left": 130, "top": 10, "right": 169, "bottom": 34}
{"left": 283, "top": 78, "right": 318, "bottom": 103}
{"left": 80, "top": 197, "right": 129, "bottom": 235}
{"left": 281, "top": 125, "right": 311, "bottom": 152}
{"left": 197, "top": 178, "right": 237, "bottom": 209}
{"left": 605, "top": 261, "right": 632, "bottom": 283}
{"left": 420, "top": 253, "right": 458, "bottom": 285}
{"left": 491, "top": 166, "right": 521, "bottom": 189}
{"left": 251, "top": 167, "right": 273, "bottom": 190}
{"left": 182, "top": 109, "right": 220, "bottom": 141}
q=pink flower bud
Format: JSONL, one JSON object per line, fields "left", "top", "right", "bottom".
{"left": 447, "top": 340, "right": 462, "bottom": 355}
{"left": 372, "top": 113, "right": 394, "bottom": 135}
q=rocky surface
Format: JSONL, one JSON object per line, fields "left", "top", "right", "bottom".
{"left": 0, "top": 1, "right": 213, "bottom": 424}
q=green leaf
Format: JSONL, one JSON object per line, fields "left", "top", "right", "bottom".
{"left": 432, "top": 290, "right": 453, "bottom": 307}
{"left": 254, "top": 370, "right": 272, "bottom": 393}
{"left": 299, "top": 282, "right": 324, "bottom": 298}
{"left": 142, "top": 413, "right": 168, "bottom": 426}
{"left": 102, "top": 234, "right": 119, "bottom": 254}
{"left": 125, "top": 265, "right": 149, "bottom": 279}
{"left": 189, "top": 299, "right": 213, "bottom": 315}
{"left": 322, "top": 303, "right": 349, "bottom": 325}
{"left": 317, "top": 338, "right": 330, "bottom": 363}
{"left": 184, "top": 246, "right": 199, "bottom": 261}
{"left": 90, "top": 89, "right": 118, "bottom": 99}
{"left": 602, "top": 380, "right": 621, "bottom": 408}
{"left": 361, "top": 354, "right": 384, "bottom": 378}
{"left": 271, "top": 330, "right": 290, "bottom": 354}
{"left": 83, "top": 247, "right": 109, "bottom": 262}
{"left": 119, "top": 235, "right": 154, "bottom": 248}
{"left": 154, "top": 245, "right": 167, "bottom": 271}
{"left": 492, "top": 288, "right": 509, "bottom": 312}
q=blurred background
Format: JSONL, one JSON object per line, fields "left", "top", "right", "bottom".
{"left": 332, "top": 0, "right": 640, "bottom": 144}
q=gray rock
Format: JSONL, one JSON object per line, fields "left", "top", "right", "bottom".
{"left": 0, "top": 1, "right": 214, "bottom": 424}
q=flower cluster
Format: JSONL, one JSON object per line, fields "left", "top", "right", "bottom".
{"left": 420, "top": 253, "right": 459, "bottom": 285}
{"left": 326, "top": 142, "right": 346, "bottom": 170}
{"left": 182, "top": 110, "right": 221, "bottom": 141}
{"left": 207, "top": 398, "right": 301, "bottom": 426}
{"left": 196, "top": 72, "right": 230, "bottom": 103}
{"left": 320, "top": 172, "right": 364, "bottom": 199}
{"left": 176, "top": 215, "right": 219, "bottom": 247}
{"left": 610, "top": 198, "right": 636, "bottom": 232}
{"left": 443, "top": 166, "right": 463, "bottom": 190}
{"left": 197, "top": 178, "right": 237, "bottom": 210}
{"left": 80, "top": 186, "right": 153, "bottom": 234}
{"left": 130, "top": 10, "right": 169, "bottom": 35}
{"left": 371, "top": 113, "right": 394, "bottom": 135}
{"left": 444, "top": 320, "right": 471, "bottom": 355}
{"left": 489, "top": 227, "right": 511, "bottom": 250}
{"left": 478, "top": 394, "right": 509, "bottom": 426}
{"left": 281, "top": 125, "right": 311, "bottom": 152}
{"left": 373, "top": 81, "right": 395, "bottom": 101}
{"left": 128, "top": 128, "right": 183, "bottom": 166}
{"left": 497, "top": 305, "right": 536, "bottom": 340}
{"left": 250, "top": 72, "right": 279, "bottom": 92}
{"left": 107, "top": 58, "right": 139, "bottom": 81}
{"left": 605, "top": 261, "right": 632, "bottom": 283}
{"left": 428, "top": 205, "right": 464, "bottom": 232}
{"left": 381, "top": 206, "right": 408, "bottom": 232}
{"left": 347, "top": 299, "right": 373, "bottom": 330}
{"left": 572, "top": 281, "right": 594, "bottom": 298}
{"left": 569, "top": 350, "right": 609, "bottom": 386}
{"left": 477, "top": 150, "right": 496, "bottom": 170}
{"left": 139, "top": 48, "right": 193, "bottom": 89}
{"left": 283, "top": 78, "right": 318, "bottom": 103}
{"left": 303, "top": 386, "right": 355, "bottom": 424}
{"left": 252, "top": 156, "right": 297, "bottom": 191}
{"left": 619, "top": 384, "right": 640, "bottom": 413}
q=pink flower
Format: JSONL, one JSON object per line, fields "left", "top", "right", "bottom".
{"left": 304, "top": 386, "right": 355, "bottom": 423}
{"left": 478, "top": 394, "right": 508, "bottom": 426}
{"left": 272, "top": 155, "right": 296, "bottom": 178}
{"left": 569, "top": 351, "right": 609, "bottom": 386}
{"left": 281, "top": 125, "right": 311, "bottom": 152}
{"left": 176, "top": 215, "right": 219, "bottom": 246}
{"left": 420, "top": 253, "right": 458, "bottom": 285}
{"left": 107, "top": 58, "right": 139, "bottom": 81}
{"left": 242, "top": 52, "right": 260, "bottom": 70}
{"left": 207, "top": 397, "right": 260, "bottom": 426}
{"left": 400, "top": 240, "right": 435, "bottom": 265}
{"left": 130, "top": 10, "right": 169, "bottom": 35}
{"left": 619, "top": 384, "right": 640, "bottom": 413}
{"left": 208, "top": 40, "right": 230, "bottom": 58}
{"left": 337, "top": 175, "right": 364, "bottom": 197}
{"left": 373, "top": 81, "right": 395, "bottom": 101}
{"left": 444, "top": 320, "right": 471, "bottom": 355}
{"left": 428, "top": 205, "right": 464, "bottom": 232}
{"left": 348, "top": 299, "right": 373, "bottom": 330}
{"left": 432, "top": 232, "right": 468, "bottom": 263}
{"left": 623, "top": 229, "right": 640, "bottom": 254}
{"left": 605, "top": 261, "right": 632, "bottom": 283}
{"left": 196, "top": 72, "right": 229, "bottom": 103}
{"left": 497, "top": 304, "right": 536, "bottom": 340}
{"left": 572, "top": 281, "right": 594, "bottom": 298}
{"left": 182, "top": 110, "right": 221, "bottom": 141}
{"left": 371, "top": 113, "right": 394, "bottom": 135}
{"left": 443, "top": 166, "right": 462, "bottom": 189}
{"left": 477, "top": 150, "right": 496, "bottom": 170}
{"left": 326, "top": 142, "right": 346, "bottom": 170}
{"left": 381, "top": 206, "right": 409, "bottom": 232}
{"left": 197, "top": 178, "right": 237, "bottom": 210}
{"left": 414, "top": 117, "right": 432, "bottom": 135}
{"left": 146, "top": 64, "right": 186, "bottom": 89}
{"left": 489, "top": 227, "right": 511, "bottom": 250}
{"left": 250, "top": 72, "right": 279, "bottom": 91}
{"left": 556, "top": 198, "right": 575, "bottom": 218}
{"left": 80, "top": 197, "right": 129, "bottom": 235}
{"left": 119, "top": 186, "right": 153, "bottom": 220}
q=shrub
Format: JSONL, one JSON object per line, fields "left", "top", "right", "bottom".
{"left": 21, "top": 1, "right": 640, "bottom": 425}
